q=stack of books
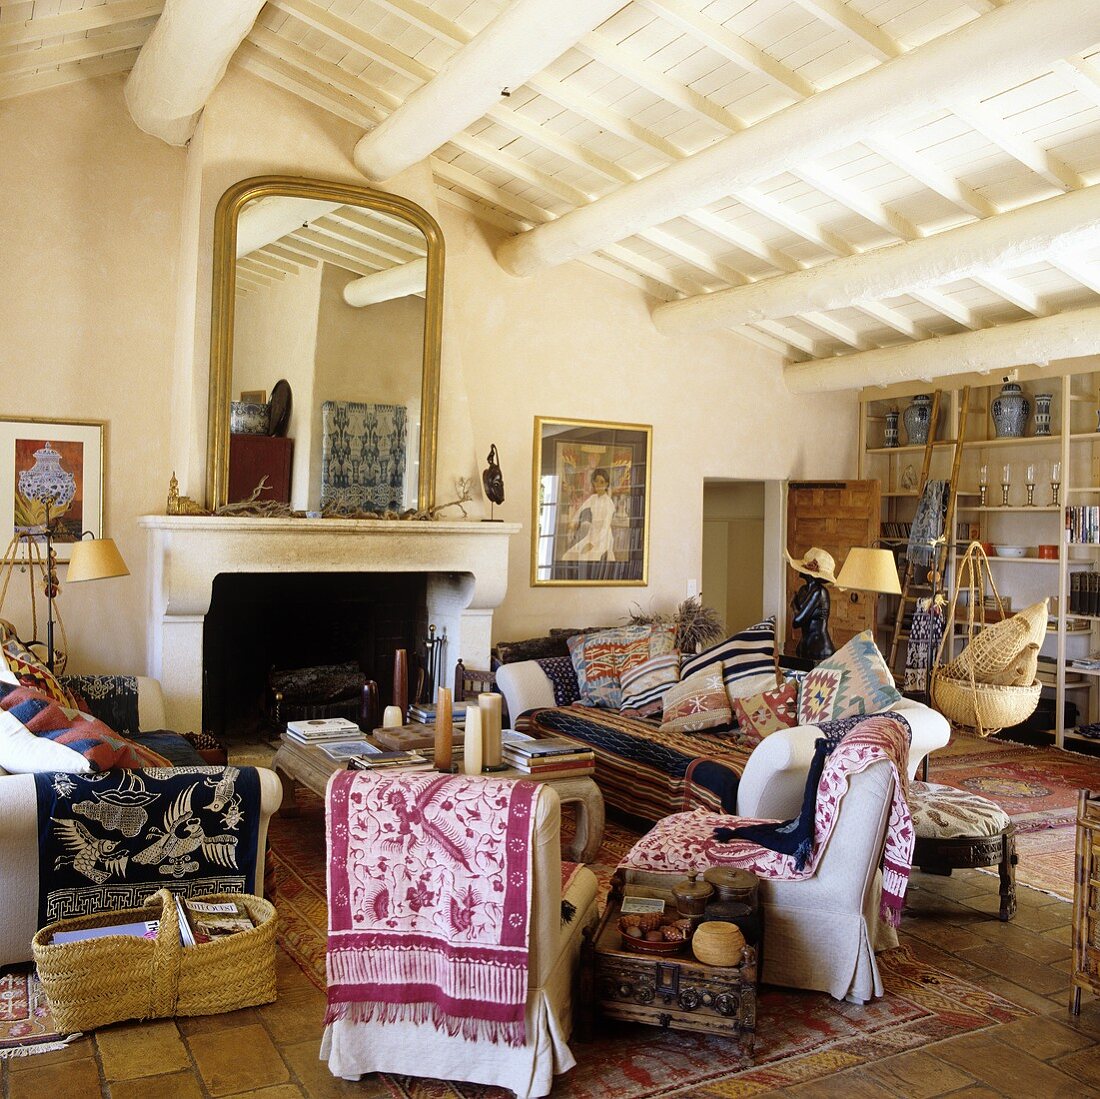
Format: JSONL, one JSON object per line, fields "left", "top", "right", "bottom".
{"left": 349, "top": 747, "right": 434, "bottom": 772}
{"left": 285, "top": 717, "right": 363, "bottom": 744}
{"left": 408, "top": 701, "right": 468, "bottom": 726}
{"left": 502, "top": 731, "right": 594, "bottom": 777}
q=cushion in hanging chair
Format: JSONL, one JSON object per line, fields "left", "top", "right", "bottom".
{"left": 944, "top": 599, "right": 1047, "bottom": 684}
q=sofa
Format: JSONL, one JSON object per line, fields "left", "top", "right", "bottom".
{"left": 0, "top": 674, "right": 283, "bottom": 967}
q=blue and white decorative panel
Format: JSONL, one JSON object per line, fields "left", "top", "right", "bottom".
{"left": 321, "top": 400, "right": 408, "bottom": 512}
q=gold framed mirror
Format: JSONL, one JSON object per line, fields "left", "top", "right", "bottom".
{"left": 207, "top": 175, "right": 444, "bottom": 512}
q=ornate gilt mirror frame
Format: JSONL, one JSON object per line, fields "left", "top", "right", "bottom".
{"left": 206, "top": 175, "right": 444, "bottom": 510}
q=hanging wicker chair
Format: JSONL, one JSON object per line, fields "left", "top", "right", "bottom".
{"left": 929, "top": 542, "right": 1044, "bottom": 737}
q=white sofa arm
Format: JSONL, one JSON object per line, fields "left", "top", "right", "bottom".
{"left": 495, "top": 661, "right": 557, "bottom": 723}
{"left": 136, "top": 676, "right": 167, "bottom": 731}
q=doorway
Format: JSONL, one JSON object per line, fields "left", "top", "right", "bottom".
{"left": 701, "top": 481, "right": 771, "bottom": 635}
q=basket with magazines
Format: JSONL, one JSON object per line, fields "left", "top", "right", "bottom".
{"left": 31, "top": 887, "right": 277, "bottom": 1032}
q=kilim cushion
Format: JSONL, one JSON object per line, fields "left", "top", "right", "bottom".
{"left": 568, "top": 624, "right": 676, "bottom": 710}
{"left": 730, "top": 679, "right": 799, "bottom": 747}
{"left": 681, "top": 617, "right": 776, "bottom": 705}
{"left": 910, "top": 780, "right": 1010, "bottom": 839}
{"left": 796, "top": 630, "right": 901, "bottom": 726}
{"left": 660, "top": 666, "right": 732, "bottom": 734}
{"left": 620, "top": 652, "right": 680, "bottom": 718}
{"left": 2, "top": 645, "right": 82, "bottom": 710}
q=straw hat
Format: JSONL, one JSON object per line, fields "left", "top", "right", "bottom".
{"left": 784, "top": 546, "right": 839, "bottom": 585}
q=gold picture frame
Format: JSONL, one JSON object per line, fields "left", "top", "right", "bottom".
{"left": 531, "top": 416, "right": 652, "bottom": 586}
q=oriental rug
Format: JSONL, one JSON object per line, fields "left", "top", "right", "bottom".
{"left": 0, "top": 966, "right": 77, "bottom": 1059}
{"left": 267, "top": 793, "right": 1029, "bottom": 1097}
{"left": 926, "top": 732, "right": 1100, "bottom": 900}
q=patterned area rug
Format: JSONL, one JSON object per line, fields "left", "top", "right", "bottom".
{"left": 927, "top": 732, "right": 1100, "bottom": 899}
{"left": 0, "top": 966, "right": 77, "bottom": 1059}
{"left": 268, "top": 793, "right": 1028, "bottom": 1096}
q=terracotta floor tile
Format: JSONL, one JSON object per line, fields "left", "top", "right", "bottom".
{"left": 909, "top": 870, "right": 992, "bottom": 900}
{"left": 257, "top": 987, "right": 327, "bottom": 1044}
{"left": 781, "top": 1070, "right": 900, "bottom": 1097}
{"left": 109, "top": 1071, "right": 205, "bottom": 1099}
{"left": 221, "top": 1087, "right": 306, "bottom": 1099}
{"left": 861, "top": 1048, "right": 975, "bottom": 1097}
{"left": 1041, "top": 924, "right": 1074, "bottom": 945}
{"left": 96, "top": 1018, "right": 190, "bottom": 1080}
{"left": 188, "top": 1023, "right": 290, "bottom": 1097}
{"left": 1053, "top": 1045, "right": 1100, "bottom": 1089}
{"left": 900, "top": 918, "right": 988, "bottom": 953}
{"left": 280, "top": 1037, "right": 385, "bottom": 1098}
{"left": 991, "top": 1014, "right": 1094, "bottom": 1059}
{"left": 978, "top": 974, "right": 1072, "bottom": 1015}
{"left": 956, "top": 943, "right": 1070, "bottom": 994}
{"left": 965, "top": 917, "right": 1072, "bottom": 962}
{"left": 934, "top": 1032, "right": 1087, "bottom": 1097}
{"left": 5, "top": 1034, "right": 94, "bottom": 1071}
{"left": 7, "top": 1056, "right": 101, "bottom": 1099}
{"left": 177, "top": 1006, "right": 261, "bottom": 1036}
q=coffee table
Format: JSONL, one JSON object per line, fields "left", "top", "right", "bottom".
{"left": 272, "top": 734, "right": 605, "bottom": 863}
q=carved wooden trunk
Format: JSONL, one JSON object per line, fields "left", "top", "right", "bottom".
{"left": 586, "top": 896, "right": 755, "bottom": 1061}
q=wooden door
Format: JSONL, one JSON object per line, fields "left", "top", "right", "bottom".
{"left": 785, "top": 480, "right": 881, "bottom": 655}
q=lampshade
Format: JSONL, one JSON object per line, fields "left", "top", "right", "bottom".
{"left": 66, "top": 538, "right": 130, "bottom": 583}
{"left": 835, "top": 547, "right": 901, "bottom": 595}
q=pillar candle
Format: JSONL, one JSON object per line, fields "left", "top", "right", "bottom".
{"left": 382, "top": 705, "right": 404, "bottom": 729}
{"left": 479, "top": 692, "right": 503, "bottom": 769}
{"left": 463, "top": 706, "right": 483, "bottom": 775}
{"left": 435, "top": 686, "right": 453, "bottom": 772}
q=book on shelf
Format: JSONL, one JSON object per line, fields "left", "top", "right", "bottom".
{"left": 285, "top": 716, "right": 362, "bottom": 741}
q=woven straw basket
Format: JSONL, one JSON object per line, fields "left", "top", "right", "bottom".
{"left": 32, "top": 888, "right": 277, "bottom": 1033}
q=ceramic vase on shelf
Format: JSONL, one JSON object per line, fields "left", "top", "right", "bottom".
{"left": 884, "top": 410, "right": 900, "bottom": 448}
{"left": 903, "top": 394, "right": 933, "bottom": 445}
{"left": 1033, "top": 393, "right": 1053, "bottom": 436}
{"left": 990, "top": 382, "right": 1030, "bottom": 438}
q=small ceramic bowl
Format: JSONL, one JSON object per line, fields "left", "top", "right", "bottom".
{"left": 1038, "top": 544, "right": 1058, "bottom": 559}
{"left": 995, "top": 545, "right": 1027, "bottom": 558}
{"left": 230, "top": 401, "right": 271, "bottom": 435}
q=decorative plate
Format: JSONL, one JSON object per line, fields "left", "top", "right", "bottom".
{"left": 268, "top": 379, "right": 292, "bottom": 437}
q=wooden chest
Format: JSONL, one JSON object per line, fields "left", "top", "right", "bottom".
{"left": 585, "top": 895, "right": 755, "bottom": 1062}
{"left": 1072, "top": 789, "right": 1100, "bottom": 1014}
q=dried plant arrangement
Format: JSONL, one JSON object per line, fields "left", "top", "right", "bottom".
{"left": 627, "top": 595, "right": 724, "bottom": 654}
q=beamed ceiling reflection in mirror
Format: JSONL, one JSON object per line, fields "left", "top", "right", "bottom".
{"left": 207, "top": 176, "right": 444, "bottom": 513}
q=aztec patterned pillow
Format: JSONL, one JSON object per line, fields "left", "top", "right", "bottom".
{"left": 680, "top": 616, "right": 776, "bottom": 704}
{"left": 620, "top": 652, "right": 680, "bottom": 718}
{"left": 1, "top": 640, "right": 83, "bottom": 710}
{"left": 730, "top": 679, "right": 799, "bottom": 747}
{"left": 796, "top": 630, "right": 901, "bottom": 726}
{"left": 568, "top": 624, "right": 676, "bottom": 710}
{"left": 659, "top": 666, "right": 732, "bottom": 734}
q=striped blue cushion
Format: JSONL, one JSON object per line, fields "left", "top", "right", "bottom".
{"left": 681, "top": 617, "right": 776, "bottom": 691}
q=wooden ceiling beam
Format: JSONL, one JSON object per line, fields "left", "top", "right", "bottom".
{"left": 236, "top": 196, "right": 342, "bottom": 259}
{"left": 497, "top": 0, "right": 1100, "bottom": 276}
{"left": 0, "top": 0, "right": 162, "bottom": 50}
{"left": 280, "top": 234, "right": 381, "bottom": 278}
{"left": 125, "top": 0, "right": 266, "bottom": 144}
{"left": 0, "top": 50, "right": 138, "bottom": 101}
{"left": 0, "top": 25, "right": 149, "bottom": 78}
{"left": 343, "top": 259, "right": 428, "bottom": 307}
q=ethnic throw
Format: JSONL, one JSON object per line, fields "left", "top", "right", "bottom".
{"left": 325, "top": 771, "right": 538, "bottom": 1046}
{"left": 621, "top": 714, "right": 915, "bottom": 927}
{"left": 33, "top": 766, "right": 260, "bottom": 926}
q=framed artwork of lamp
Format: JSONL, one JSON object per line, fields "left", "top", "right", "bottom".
{"left": 0, "top": 417, "right": 104, "bottom": 562}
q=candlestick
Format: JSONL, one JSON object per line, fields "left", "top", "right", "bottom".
{"left": 1025, "top": 463, "right": 1036, "bottom": 507}
{"left": 434, "top": 686, "right": 455, "bottom": 772}
{"left": 479, "top": 692, "right": 505, "bottom": 771}
{"left": 463, "top": 706, "right": 483, "bottom": 775}
{"left": 1000, "top": 463, "right": 1011, "bottom": 507}
{"left": 1051, "top": 461, "right": 1062, "bottom": 507}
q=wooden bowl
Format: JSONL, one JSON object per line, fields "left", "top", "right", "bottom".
{"left": 617, "top": 915, "right": 690, "bottom": 956}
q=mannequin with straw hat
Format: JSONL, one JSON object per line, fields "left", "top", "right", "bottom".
{"left": 785, "top": 547, "right": 840, "bottom": 663}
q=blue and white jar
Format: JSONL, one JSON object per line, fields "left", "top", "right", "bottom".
{"left": 1033, "top": 393, "right": 1053, "bottom": 436}
{"left": 903, "top": 394, "right": 933, "bottom": 445}
{"left": 17, "top": 441, "right": 76, "bottom": 532}
{"left": 990, "top": 382, "right": 1030, "bottom": 438}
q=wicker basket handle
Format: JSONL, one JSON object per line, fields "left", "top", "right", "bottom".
{"left": 149, "top": 888, "right": 183, "bottom": 1017}
{"left": 934, "top": 541, "right": 1006, "bottom": 667}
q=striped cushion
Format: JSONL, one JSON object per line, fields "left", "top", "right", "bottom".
{"left": 620, "top": 652, "right": 680, "bottom": 718}
{"left": 681, "top": 617, "right": 776, "bottom": 703}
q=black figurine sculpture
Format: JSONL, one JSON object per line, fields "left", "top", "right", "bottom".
{"left": 785, "top": 547, "right": 838, "bottom": 663}
{"left": 482, "top": 443, "right": 505, "bottom": 521}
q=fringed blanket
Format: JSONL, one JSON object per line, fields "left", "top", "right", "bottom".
{"left": 620, "top": 714, "right": 914, "bottom": 927}
{"left": 33, "top": 766, "right": 259, "bottom": 926}
{"left": 907, "top": 480, "right": 949, "bottom": 567}
{"left": 325, "top": 771, "right": 539, "bottom": 1047}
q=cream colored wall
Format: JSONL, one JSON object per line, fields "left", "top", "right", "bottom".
{"left": 0, "top": 76, "right": 185, "bottom": 674}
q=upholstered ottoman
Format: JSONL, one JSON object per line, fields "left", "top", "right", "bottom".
{"left": 909, "top": 781, "right": 1017, "bottom": 921}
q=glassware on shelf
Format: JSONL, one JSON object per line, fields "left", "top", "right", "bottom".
{"left": 1051, "top": 461, "right": 1062, "bottom": 508}
{"left": 1025, "top": 463, "right": 1037, "bottom": 507}
{"left": 978, "top": 464, "right": 989, "bottom": 508}
{"left": 1001, "top": 463, "right": 1011, "bottom": 507}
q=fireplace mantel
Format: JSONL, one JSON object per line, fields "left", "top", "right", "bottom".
{"left": 140, "top": 515, "right": 521, "bottom": 732}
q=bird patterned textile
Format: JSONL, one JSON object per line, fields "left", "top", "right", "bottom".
{"left": 33, "top": 766, "right": 260, "bottom": 926}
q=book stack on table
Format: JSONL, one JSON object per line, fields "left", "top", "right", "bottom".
{"left": 348, "top": 748, "right": 434, "bottom": 773}
{"left": 502, "top": 731, "right": 595, "bottom": 778}
{"left": 285, "top": 717, "right": 365, "bottom": 744}
{"left": 408, "top": 701, "right": 468, "bottom": 727}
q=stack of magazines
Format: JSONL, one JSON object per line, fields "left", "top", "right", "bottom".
{"left": 51, "top": 896, "right": 255, "bottom": 946}
{"left": 502, "top": 731, "right": 594, "bottom": 777}
{"left": 407, "top": 701, "right": 468, "bottom": 726}
{"left": 348, "top": 745, "right": 434, "bottom": 772}
{"left": 285, "top": 717, "right": 363, "bottom": 744}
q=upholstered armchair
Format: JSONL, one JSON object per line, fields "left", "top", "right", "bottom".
{"left": 322, "top": 778, "right": 600, "bottom": 1099}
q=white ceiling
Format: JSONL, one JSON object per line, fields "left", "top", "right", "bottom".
{"left": 4, "top": 0, "right": 1100, "bottom": 367}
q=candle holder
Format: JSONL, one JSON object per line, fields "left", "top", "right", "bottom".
{"left": 1051, "top": 461, "right": 1062, "bottom": 507}
{"left": 1025, "top": 464, "right": 1036, "bottom": 507}
{"left": 978, "top": 464, "right": 988, "bottom": 508}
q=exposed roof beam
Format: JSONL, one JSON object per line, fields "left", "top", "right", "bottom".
{"left": 343, "top": 259, "right": 429, "bottom": 307}
{"left": 311, "top": 216, "right": 421, "bottom": 265}
{"left": 0, "top": 25, "right": 149, "bottom": 78}
{"left": 262, "top": 242, "right": 318, "bottom": 269}
{"left": 0, "top": 0, "right": 162, "bottom": 49}
{"left": 249, "top": 249, "right": 301, "bottom": 276}
{"left": 655, "top": 185, "right": 1100, "bottom": 333}
{"left": 238, "top": 257, "right": 287, "bottom": 281}
{"left": 290, "top": 227, "right": 387, "bottom": 272}
{"left": 785, "top": 306, "right": 1100, "bottom": 393}
{"left": 790, "top": 0, "right": 899, "bottom": 62}
{"left": 236, "top": 197, "right": 342, "bottom": 258}
{"left": 497, "top": 0, "right": 1100, "bottom": 276}
{"left": 351, "top": 0, "right": 626, "bottom": 181}
{"left": 281, "top": 234, "right": 380, "bottom": 278}
{"left": 0, "top": 50, "right": 139, "bottom": 101}
{"left": 124, "top": 0, "right": 266, "bottom": 145}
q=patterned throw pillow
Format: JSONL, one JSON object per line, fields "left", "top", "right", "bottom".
{"left": 568, "top": 624, "right": 676, "bottom": 709}
{"left": 534, "top": 656, "right": 581, "bottom": 706}
{"left": 730, "top": 680, "right": 799, "bottom": 747}
{"left": 3, "top": 644, "right": 83, "bottom": 710}
{"left": 796, "top": 630, "right": 901, "bottom": 726}
{"left": 681, "top": 617, "right": 776, "bottom": 704}
{"left": 659, "top": 666, "right": 732, "bottom": 734}
{"left": 620, "top": 652, "right": 680, "bottom": 718}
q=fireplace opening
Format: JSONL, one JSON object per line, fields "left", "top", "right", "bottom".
{"left": 203, "top": 571, "right": 427, "bottom": 739}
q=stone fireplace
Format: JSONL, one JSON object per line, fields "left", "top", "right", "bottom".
{"left": 140, "top": 516, "right": 520, "bottom": 733}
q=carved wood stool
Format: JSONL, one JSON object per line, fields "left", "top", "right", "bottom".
{"left": 910, "top": 780, "right": 1017, "bottom": 921}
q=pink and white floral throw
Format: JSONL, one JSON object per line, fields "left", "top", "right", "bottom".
{"left": 620, "top": 714, "right": 914, "bottom": 926}
{"left": 325, "top": 770, "right": 538, "bottom": 1045}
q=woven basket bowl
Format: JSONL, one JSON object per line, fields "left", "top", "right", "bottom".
{"left": 691, "top": 921, "right": 745, "bottom": 967}
{"left": 931, "top": 672, "right": 1041, "bottom": 736}
{"left": 32, "top": 890, "right": 277, "bottom": 1033}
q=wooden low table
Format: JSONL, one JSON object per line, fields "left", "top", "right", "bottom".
{"left": 272, "top": 733, "right": 605, "bottom": 863}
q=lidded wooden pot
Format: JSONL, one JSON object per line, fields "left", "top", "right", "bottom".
{"left": 672, "top": 871, "right": 714, "bottom": 917}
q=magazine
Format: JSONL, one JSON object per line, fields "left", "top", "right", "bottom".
{"left": 179, "top": 898, "right": 255, "bottom": 943}
{"left": 52, "top": 919, "right": 160, "bottom": 944}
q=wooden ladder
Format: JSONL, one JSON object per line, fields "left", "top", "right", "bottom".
{"left": 887, "top": 387, "right": 971, "bottom": 676}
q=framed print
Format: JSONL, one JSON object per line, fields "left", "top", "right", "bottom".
{"left": 1, "top": 417, "right": 105, "bottom": 562}
{"left": 532, "top": 417, "right": 651, "bottom": 586}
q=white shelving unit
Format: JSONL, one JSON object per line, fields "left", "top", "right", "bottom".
{"left": 859, "top": 370, "right": 1100, "bottom": 750}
